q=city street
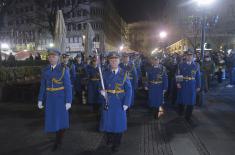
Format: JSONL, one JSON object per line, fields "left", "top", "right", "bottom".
{"left": 0, "top": 83, "right": 235, "bottom": 155}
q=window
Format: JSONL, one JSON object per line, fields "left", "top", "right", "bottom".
{"left": 82, "top": 9, "right": 88, "bottom": 16}
{"left": 83, "top": 23, "right": 87, "bottom": 29}
{"left": 77, "top": 24, "right": 82, "bottom": 30}
{"left": 77, "top": 10, "right": 82, "bottom": 17}
{"left": 74, "top": 37, "right": 78, "bottom": 43}
{"left": 67, "top": 23, "right": 71, "bottom": 31}
{"left": 72, "top": 11, "right": 76, "bottom": 18}
{"left": 72, "top": 24, "right": 76, "bottom": 31}
{"left": 93, "top": 34, "right": 100, "bottom": 42}
{"left": 69, "top": 37, "right": 73, "bottom": 43}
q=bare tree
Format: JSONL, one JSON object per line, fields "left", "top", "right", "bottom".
{"left": 0, "top": 0, "right": 14, "bottom": 30}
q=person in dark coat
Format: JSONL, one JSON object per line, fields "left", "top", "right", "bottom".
{"left": 37, "top": 48, "right": 72, "bottom": 151}
{"left": 100, "top": 52, "right": 132, "bottom": 152}
{"left": 74, "top": 53, "right": 88, "bottom": 104}
{"left": 86, "top": 56, "right": 102, "bottom": 113}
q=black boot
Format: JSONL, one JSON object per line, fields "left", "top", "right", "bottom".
{"left": 178, "top": 104, "right": 185, "bottom": 117}
{"left": 105, "top": 133, "right": 112, "bottom": 146}
{"left": 111, "top": 133, "right": 122, "bottom": 152}
{"left": 185, "top": 105, "right": 194, "bottom": 123}
{"left": 52, "top": 129, "right": 65, "bottom": 151}
{"left": 154, "top": 107, "right": 159, "bottom": 120}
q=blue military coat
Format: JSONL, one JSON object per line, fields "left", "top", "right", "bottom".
{"left": 176, "top": 62, "right": 201, "bottom": 105}
{"left": 86, "top": 64, "right": 101, "bottom": 104}
{"left": 67, "top": 63, "right": 76, "bottom": 86}
{"left": 38, "top": 64, "right": 72, "bottom": 132}
{"left": 119, "top": 62, "right": 138, "bottom": 106}
{"left": 99, "top": 68, "right": 132, "bottom": 133}
{"left": 74, "top": 62, "right": 87, "bottom": 92}
{"left": 146, "top": 65, "right": 168, "bottom": 108}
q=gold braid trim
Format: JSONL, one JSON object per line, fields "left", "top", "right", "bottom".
{"left": 123, "top": 72, "right": 127, "bottom": 84}
{"left": 52, "top": 67, "right": 65, "bottom": 84}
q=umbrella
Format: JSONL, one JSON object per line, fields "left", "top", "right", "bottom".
{"left": 54, "top": 10, "right": 67, "bottom": 54}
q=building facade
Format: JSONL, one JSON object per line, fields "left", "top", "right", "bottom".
{"left": 0, "top": 0, "right": 127, "bottom": 56}
{"left": 128, "top": 21, "right": 162, "bottom": 56}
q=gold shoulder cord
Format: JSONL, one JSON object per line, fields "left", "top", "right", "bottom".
{"left": 52, "top": 67, "right": 65, "bottom": 84}
{"left": 123, "top": 72, "right": 127, "bottom": 84}
{"left": 114, "top": 71, "right": 127, "bottom": 91}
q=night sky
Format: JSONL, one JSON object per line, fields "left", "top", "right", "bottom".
{"left": 112, "top": 0, "right": 167, "bottom": 23}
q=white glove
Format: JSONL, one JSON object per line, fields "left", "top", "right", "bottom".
{"left": 123, "top": 105, "right": 128, "bottom": 111}
{"left": 38, "top": 101, "right": 44, "bottom": 109}
{"left": 144, "top": 87, "right": 148, "bottom": 90}
{"left": 66, "top": 103, "right": 71, "bottom": 110}
{"left": 100, "top": 90, "right": 107, "bottom": 97}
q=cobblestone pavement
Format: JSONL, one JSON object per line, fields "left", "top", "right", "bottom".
{"left": 0, "top": 84, "right": 235, "bottom": 155}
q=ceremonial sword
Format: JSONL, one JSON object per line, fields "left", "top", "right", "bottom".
{"left": 95, "top": 49, "right": 109, "bottom": 110}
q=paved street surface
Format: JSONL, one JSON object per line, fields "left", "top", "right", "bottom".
{"left": 0, "top": 84, "right": 235, "bottom": 155}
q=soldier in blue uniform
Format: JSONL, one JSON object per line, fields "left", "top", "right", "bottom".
{"left": 37, "top": 48, "right": 72, "bottom": 151}
{"left": 100, "top": 52, "right": 132, "bottom": 152}
{"left": 176, "top": 50, "right": 201, "bottom": 122}
{"left": 74, "top": 53, "right": 88, "bottom": 104}
{"left": 61, "top": 53, "right": 76, "bottom": 96}
{"left": 119, "top": 53, "right": 138, "bottom": 106}
{"left": 86, "top": 56, "right": 101, "bottom": 113}
{"left": 145, "top": 56, "right": 168, "bottom": 119}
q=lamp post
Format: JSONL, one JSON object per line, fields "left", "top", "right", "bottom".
{"left": 194, "top": 0, "right": 215, "bottom": 106}
{"left": 0, "top": 42, "right": 2, "bottom": 65}
{"left": 159, "top": 31, "right": 167, "bottom": 58}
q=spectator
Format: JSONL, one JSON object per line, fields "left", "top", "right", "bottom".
{"left": 7, "top": 52, "right": 16, "bottom": 67}
{"left": 35, "top": 52, "right": 41, "bottom": 61}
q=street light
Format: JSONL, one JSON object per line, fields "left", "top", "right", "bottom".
{"left": 49, "top": 43, "right": 54, "bottom": 48}
{"left": 119, "top": 44, "right": 124, "bottom": 51}
{"left": 194, "top": 0, "right": 216, "bottom": 106}
{"left": 82, "top": 35, "right": 86, "bottom": 40}
{"left": 159, "top": 31, "right": 168, "bottom": 58}
{"left": 1, "top": 43, "right": 9, "bottom": 49}
{"left": 194, "top": 0, "right": 215, "bottom": 6}
{"left": 159, "top": 31, "right": 167, "bottom": 39}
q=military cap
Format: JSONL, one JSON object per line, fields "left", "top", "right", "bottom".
{"left": 75, "top": 53, "right": 82, "bottom": 58}
{"left": 62, "top": 53, "right": 70, "bottom": 58}
{"left": 151, "top": 55, "right": 160, "bottom": 60}
{"left": 107, "top": 51, "right": 120, "bottom": 59}
{"left": 47, "top": 48, "right": 61, "bottom": 56}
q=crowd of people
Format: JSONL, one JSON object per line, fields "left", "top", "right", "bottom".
{"left": 37, "top": 48, "right": 235, "bottom": 152}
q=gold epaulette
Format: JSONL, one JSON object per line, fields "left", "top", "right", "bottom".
{"left": 52, "top": 67, "right": 65, "bottom": 84}
{"left": 46, "top": 87, "right": 64, "bottom": 91}
{"left": 183, "top": 77, "right": 195, "bottom": 80}
{"left": 149, "top": 81, "right": 162, "bottom": 84}
{"left": 106, "top": 89, "right": 125, "bottom": 94}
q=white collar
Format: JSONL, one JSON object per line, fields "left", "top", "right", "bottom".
{"left": 51, "top": 64, "right": 57, "bottom": 69}
{"left": 112, "top": 68, "right": 119, "bottom": 74}
{"left": 186, "top": 61, "right": 192, "bottom": 65}
{"left": 154, "top": 65, "right": 159, "bottom": 68}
